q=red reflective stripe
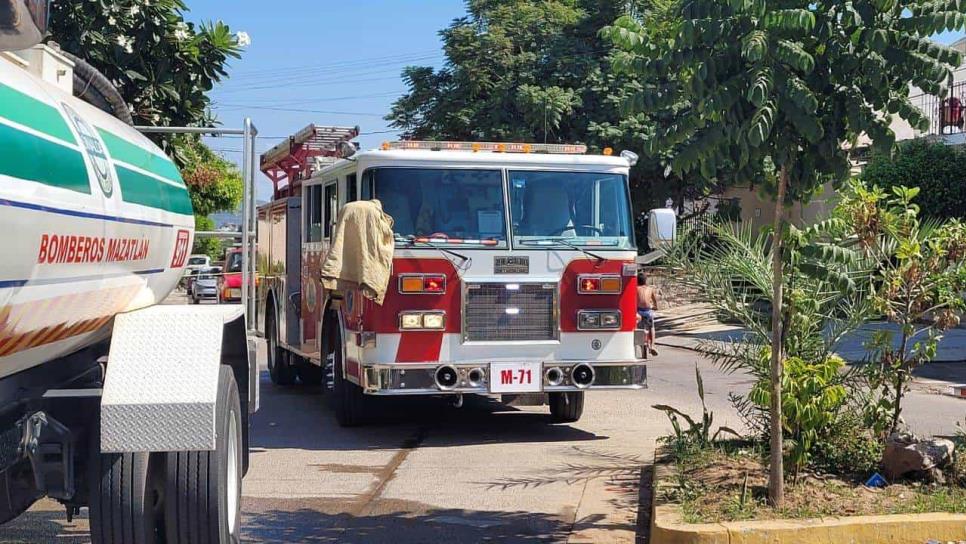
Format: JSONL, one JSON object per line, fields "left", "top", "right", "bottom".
{"left": 395, "top": 331, "right": 443, "bottom": 363}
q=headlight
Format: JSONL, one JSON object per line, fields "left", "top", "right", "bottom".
{"left": 400, "top": 313, "right": 424, "bottom": 329}
{"left": 399, "top": 311, "right": 446, "bottom": 330}
{"left": 577, "top": 310, "right": 621, "bottom": 330}
{"left": 422, "top": 312, "right": 445, "bottom": 329}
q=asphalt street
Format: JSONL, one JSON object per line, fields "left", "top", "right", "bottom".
{"left": 2, "top": 340, "right": 963, "bottom": 543}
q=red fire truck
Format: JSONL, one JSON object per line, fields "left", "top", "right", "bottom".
{"left": 256, "top": 125, "right": 661, "bottom": 426}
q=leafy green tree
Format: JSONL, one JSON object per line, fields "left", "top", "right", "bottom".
{"left": 47, "top": 0, "right": 242, "bottom": 130}
{"left": 177, "top": 135, "right": 243, "bottom": 217}
{"left": 177, "top": 136, "right": 244, "bottom": 257}
{"left": 608, "top": 0, "right": 966, "bottom": 504}
{"left": 47, "top": 1, "right": 245, "bottom": 258}
{"left": 863, "top": 139, "right": 966, "bottom": 221}
{"left": 387, "top": 0, "right": 719, "bottom": 231}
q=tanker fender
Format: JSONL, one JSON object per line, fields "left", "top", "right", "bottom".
{"left": 98, "top": 305, "right": 258, "bottom": 457}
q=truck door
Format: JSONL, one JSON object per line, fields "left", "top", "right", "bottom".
{"left": 300, "top": 180, "right": 337, "bottom": 355}
{"left": 301, "top": 184, "right": 321, "bottom": 354}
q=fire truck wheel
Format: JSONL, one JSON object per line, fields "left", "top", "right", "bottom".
{"left": 90, "top": 449, "right": 165, "bottom": 543}
{"left": 549, "top": 392, "right": 584, "bottom": 423}
{"left": 266, "top": 308, "right": 296, "bottom": 386}
{"left": 164, "top": 366, "right": 242, "bottom": 544}
{"left": 329, "top": 329, "right": 367, "bottom": 427}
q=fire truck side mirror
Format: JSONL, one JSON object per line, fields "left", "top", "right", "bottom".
{"left": 647, "top": 208, "right": 676, "bottom": 249}
{"left": 0, "top": 0, "right": 51, "bottom": 51}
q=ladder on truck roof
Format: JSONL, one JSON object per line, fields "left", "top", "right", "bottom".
{"left": 260, "top": 124, "right": 359, "bottom": 199}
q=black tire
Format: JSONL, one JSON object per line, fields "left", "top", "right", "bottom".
{"left": 296, "top": 359, "right": 323, "bottom": 386}
{"left": 266, "top": 307, "right": 296, "bottom": 386}
{"left": 164, "top": 366, "right": 242, "bottom": 544}
{"left": 549, "top": 391, "right": 585, "bottom": 423}
{"left": 90, "top": 451, "right": 165, "bottom": 543}
{"left": 328, "top": 327, "right": 367, "bottom": 427}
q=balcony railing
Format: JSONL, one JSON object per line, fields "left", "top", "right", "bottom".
{"left": 910, "top": 80, "right": 966, "bottom": 136}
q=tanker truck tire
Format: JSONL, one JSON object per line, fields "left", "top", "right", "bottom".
{"left": 329, "top": 328, "right": 367, "bottom": 427}
{"left": 549, "top": 392, "right": 584, "bottom": 423}
{"left": 266, "top": 308, "right": 296, "bottom": 386}
{"left": 89, "top": 450, "right": 164, "bottom": 543}
{"left": 164, "top": 366, "right": 242, "bottom": 544}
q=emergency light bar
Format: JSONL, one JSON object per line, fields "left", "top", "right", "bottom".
{"left": 380, "top": 140, "right": 588, "bottom": 154}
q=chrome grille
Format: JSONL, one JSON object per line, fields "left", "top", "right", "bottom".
{"left": 464, "top": 283, "right": 557, "bottom": 341}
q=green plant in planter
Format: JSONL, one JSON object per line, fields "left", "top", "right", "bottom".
{"left": 837, "top": 181, "right": 966, "bottom": 434}
{"left": 665, "top": 219, "right": 874, "bottom": 466}
{"left": 654, "top": 365, "right": 740, "bottom": 459}
{"left": 749, "top": 355, "right": 848, "bottom": 478}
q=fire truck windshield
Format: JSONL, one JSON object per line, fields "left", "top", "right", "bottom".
{"left": 371, "top": 167, "right": 507, "bottom": 247}
{"left": 509, "top": 171, "right": 634, "bottom": 250}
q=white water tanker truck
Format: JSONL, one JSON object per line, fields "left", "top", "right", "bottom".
{"left": 0, "top": 2, "right": 258, "bottom": 542}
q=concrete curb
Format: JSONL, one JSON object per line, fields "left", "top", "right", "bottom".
{"left": 650, "top": 450, "right": 966, "bottom": 544}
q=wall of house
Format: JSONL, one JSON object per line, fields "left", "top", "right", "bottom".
{"left": 721, "top": 182, "right": 838, "bottom": 232}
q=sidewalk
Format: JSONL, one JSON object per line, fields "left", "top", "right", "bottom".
{"left": 655, "top": 303, "right": 966, "bottom": 364}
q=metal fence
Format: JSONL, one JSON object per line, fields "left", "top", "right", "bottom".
{"left": 910, "top": 80, "right": 966, "bottom": 136}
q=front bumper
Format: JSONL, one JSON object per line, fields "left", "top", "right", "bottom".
{"left": 361, "top": 360, "right": 646, "bottom": 396}
{"left": 195, "top": 288, "right": 218, "bottom": 299}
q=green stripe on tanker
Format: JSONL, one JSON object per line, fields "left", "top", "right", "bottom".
{"left": 0, "top": 82, "right": 77, "bottom": 144}
{"left": 116, "top": 164, "right": 193, "bottom": 215}
{"left": 0, "top": 123, "right": 91, "bottom": 193}
{"left": 98, "top": 128, "right": 184, "bottom": 186}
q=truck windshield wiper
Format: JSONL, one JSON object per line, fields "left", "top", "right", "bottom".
{"left": 394, "top": 234, "right": 470, "bottom": 264}
{"left": 518, "top": 238, "right": 607, "bottom": 262}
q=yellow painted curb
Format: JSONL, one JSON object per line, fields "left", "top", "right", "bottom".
{"left": 651, "top": 450, "right": 966, "bottom": 544}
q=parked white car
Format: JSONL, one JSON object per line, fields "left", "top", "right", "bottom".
{"left": 186, "top": 254, "right": 211, "bottom": 271}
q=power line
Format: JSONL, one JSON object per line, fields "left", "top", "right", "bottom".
{"left": 206, "top": 128, "right": 402, "bottom": 141}
{"left": 212, "top": 105, "right": 386, "bottom": 116}
{"left": 219, "top": 56, "right": 443, "bottom": 89}
{"left": 211, "top": 91, "right": 402, "bottom": 108}
{"left": 214, "top": 75, "right": 407, "bottom": 95}
{"left": 226, "top": 50, "right": 443, "bottom": 80}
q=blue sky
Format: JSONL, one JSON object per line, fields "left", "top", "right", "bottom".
{"left": 185, "top": 0, "right": 465, "bottom": 200}
{"left": 183, "top": 1, "right": 965, "bottom": 201}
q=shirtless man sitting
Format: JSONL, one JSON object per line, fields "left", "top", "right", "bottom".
{"left": 636, "top": 270, "right": 659, "bottom": 357}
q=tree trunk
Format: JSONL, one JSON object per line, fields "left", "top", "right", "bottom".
{"left": 768, "top": 166, "right": 788, "bottom": 508}
{"left": 889, "top": 325, "right": 911, "bottom": 434}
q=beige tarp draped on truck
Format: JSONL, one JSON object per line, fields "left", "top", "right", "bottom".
{"left": 320, "top": 200, "right": 395, "bottom": 305}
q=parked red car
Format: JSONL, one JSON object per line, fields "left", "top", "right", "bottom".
{"left": 219, "top": 248, "right": 243, "bottom": 303}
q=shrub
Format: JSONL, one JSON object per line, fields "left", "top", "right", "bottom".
{"left": 862, "top": 139, "right": 966, "bottom": 221}
{"left": 748, "top": 355, "right": 848, "bottom": 477}
{"left": 812, "top": 411, "right": 884, "bottom": 477}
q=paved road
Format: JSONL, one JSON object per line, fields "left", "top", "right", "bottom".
{"left": 2, "top": 341, "right": 962, "bottom": 543}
